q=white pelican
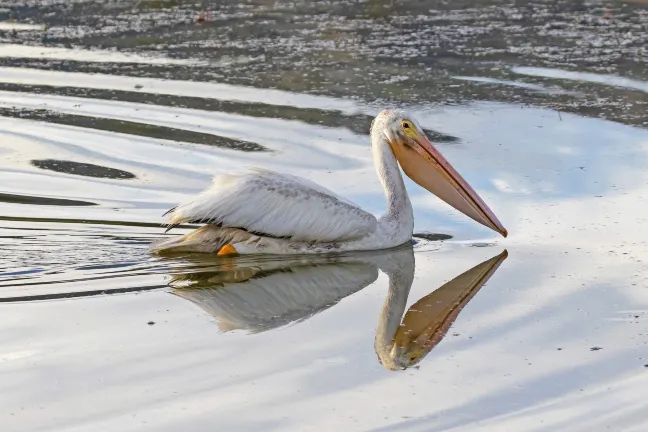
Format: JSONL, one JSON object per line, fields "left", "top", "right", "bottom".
{"left": 168, "top": 246, "right": 508, "bottom": 370}
{"left": 151, "top": 110, "right": 507, "bottom": 255}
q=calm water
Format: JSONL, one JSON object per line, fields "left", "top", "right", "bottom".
{"left": 2, "top": 1, "right": 648, "bottom": 431}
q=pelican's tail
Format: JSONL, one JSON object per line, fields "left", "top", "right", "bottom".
{"left": 150, "top": 225, "right": 253, "bottom": 254}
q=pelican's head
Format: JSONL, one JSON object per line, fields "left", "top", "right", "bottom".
{"left": 371, "top": 109, "right": 507, "bottom": 237}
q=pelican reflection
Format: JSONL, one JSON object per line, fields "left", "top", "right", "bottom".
{"left": 167, "top": 246, "right": 507, "bottom": 369}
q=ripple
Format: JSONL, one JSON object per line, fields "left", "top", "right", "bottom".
{"left": 0, "top": 192, "right": 96, "bottom": 206}
{"left": 0, "top": 67, "right": 363, "bottom": 114}
{"left": 0, "top": 44, "right": 204, "bottom": 66}
{"left": 0, "top": 84, "right": 459, "bottom": 143}
{"left": 2, "top": 108, "right": 268, "bottom": 152}
{"left": 512, "top": 66, "right": 648, "bottom": 93}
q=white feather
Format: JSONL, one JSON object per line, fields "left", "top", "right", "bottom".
{"left": 166, "top": 168, "right": 377, "bottom": 242}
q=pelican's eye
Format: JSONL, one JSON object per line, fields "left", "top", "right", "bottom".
{"left": 401, "top": 120, "right": 418, "bottom": 139}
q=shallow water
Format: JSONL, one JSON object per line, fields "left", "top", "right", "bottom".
{"left": 3, "top": 1, "right": 648, "bottom": 431}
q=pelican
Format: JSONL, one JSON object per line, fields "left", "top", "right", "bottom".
{"left": 167, "top": 246, "right": 508, "bottom": 370}
{"left": 151, "top": 110, "right": 507, "bottom": 255}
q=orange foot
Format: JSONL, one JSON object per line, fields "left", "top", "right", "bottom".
{"left": 217, "top": 244, "right": 238, "bottom": 256}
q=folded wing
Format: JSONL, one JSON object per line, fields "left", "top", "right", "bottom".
{"left": 165, "top": 168, "right": 378, "bottom": 242}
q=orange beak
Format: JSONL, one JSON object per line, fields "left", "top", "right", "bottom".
{"left": 390, "top": 133, "right": 507, "bottom": 237}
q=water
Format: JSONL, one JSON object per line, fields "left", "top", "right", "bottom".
{"left": 2, "top": 1, "right": 648, "bottom": 431}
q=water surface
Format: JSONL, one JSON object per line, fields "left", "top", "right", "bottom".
{"left": 2, "top": 1, "right": 648, "bottom": 431}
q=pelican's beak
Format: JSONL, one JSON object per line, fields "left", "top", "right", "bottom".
{"left": 390, "top": 132, "right": 507, "bottom": 237}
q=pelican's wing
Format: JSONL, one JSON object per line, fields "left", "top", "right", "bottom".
{"left": 165, "top": 168, "right": 378, "bottom": 242}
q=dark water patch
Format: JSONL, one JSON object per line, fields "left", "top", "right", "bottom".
{"left": 75, "top": 262, "right": 138, "bottom": 271}
{"left": 0, "top": 192, "right": 96, "bottom": 207}
{"left": 471, "top": 242, "right": 497, "bottom": 248}
{"left": 0, "top": 284, "right": 166, "bottom": 303}
{"left": 31, "top": 159, "right": 136, "bottom": 180}
{"left": 423, "top": 130, "right": 460, "bottom": 144}
{"left": 0, "top": 268, "right": 45, "bottom": 277}
{"left": 0, "top": 107, "right": 267, "bottom": 152}
{"left": 115, "top": 240, "right": 155, "bottom": 245}
{"left": 413, "top": 233, "right": 454, "bottom": 241}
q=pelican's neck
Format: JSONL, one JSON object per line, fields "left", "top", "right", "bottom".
{"left": 371, "top": 131, "right": 414, "bottom": 228}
